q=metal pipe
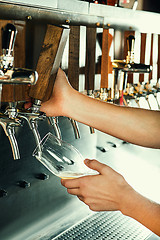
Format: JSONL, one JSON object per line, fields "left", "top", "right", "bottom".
{"left": 0, "top": 68, "right": 38, "bottom": 84}
{"left": 7, "top": 125, "right": 20, "bottom": 160}
{"left": 69, "top": 118, "right": 80, "bottom": 139}
{"left": 0, "top": 1, "right": 103, "bottom": 28}
{"left": 47, "top": 117, "right": 62, "bottom": 139}
{"left": 0, "top": 115, "right": 21, "bottom": 159}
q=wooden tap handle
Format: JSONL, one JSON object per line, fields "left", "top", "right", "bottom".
{"left": 85, "top": 27, "right": 96, "bottom": 91}
{"left": 158, "top": 35, "right": 160, "bottom": 83}
{"left": 68, "top": 26, "right": 80, "bottom": 91}
{"left": 124, "top": 30, "right": 135, "bottom": 84}
{"left": 139, "top": 33, "right": 146, "bottom": 83}
{"left": 29, "top": 24, "right": 70, "bottom": 101}
{"left": 100, "top": 28, "right": 113, "bottom": 89}
{"left": 149, "top": 34, "right": 153, "bottom": 81}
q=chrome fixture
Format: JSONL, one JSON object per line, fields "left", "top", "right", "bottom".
{"left": 112, "top": 35, "right": 152, "bottom": 100}
{"left": 0, "top": 23, "right": 38, "bottom": 85}
{"left": 0, "top": 23, "right": 38, "bottom": 159}
{"left": 17, "top": 100, "right": 46, "bottom": 152}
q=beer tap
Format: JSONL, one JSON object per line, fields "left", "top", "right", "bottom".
{"left": 0, "top": 102, "right": 21, "bottom": 160}
{"left": 17, "top": 100, "right": 46, "bottom": 151}
{"left": 112, "top": 35, "right": 152, "bottom": 103}
{"left": 25, "top": 24, "right": 70, "bottom": 142}
{"left": 69, "top": 118, "right": 81, "bottom": 139}
{"left": 0, "top": 24, "right": 38, "bottom": 85}
{"left": 47, "top": 116, "right": 62, "bottom": 139}
{"left": 142, "top": 83, "right": 159, "bottom": 110}
{"left": 0, "top": 23, "right": 38, "bottom": 160}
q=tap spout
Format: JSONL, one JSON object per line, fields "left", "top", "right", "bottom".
{"left": 48, "top": 117, "right": 62, "bottom": 139}
{"left": 18, "top": 109, "right": 46, "bottom": 151}
{"left": 69, "top": 118, "right": 80, "bottom": 139}
{"left": 7, "top": 124, "right": 20, "bottom": 160}
{"left": 0, "top": 114, "right": 21, "bottom": 159}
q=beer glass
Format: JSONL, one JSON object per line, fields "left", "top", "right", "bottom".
{"left": 33, "top": 132, "right": 98, "bottom": 179}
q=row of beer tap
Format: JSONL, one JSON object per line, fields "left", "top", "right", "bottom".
{"left": 0, "top": 23, "right": 81, "bottom": 160}
{"left": 0, "top": 23, "right": 158, "bottom": 160}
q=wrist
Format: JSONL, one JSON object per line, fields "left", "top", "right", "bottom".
{"left": 118, "top": 180, "right": 136, "bottom": 216}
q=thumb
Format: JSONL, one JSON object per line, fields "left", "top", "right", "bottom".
{"left": 84, "top": 159, "right": 106, "bottom": 174}
{"left": 40, "top": 100, "right": 56, "bottom": 117}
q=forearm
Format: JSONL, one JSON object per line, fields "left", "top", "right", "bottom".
{"left": 121, "top": 187, "right": 160, "bottom": 236}
{"left": 65, "top": 90, "right": 160, "bottom": 148}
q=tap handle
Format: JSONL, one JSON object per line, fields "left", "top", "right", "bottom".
{"left": 127, "top": 35, "right": 135, "bottom": 53}
{"left": 126, "top": 35, "right": 135, "bottom": 63}
{"left": 29, "top": 24, "right": 69, "bottom": 101}
{"left": 2, "top": 23, "right": 17, "bottom": 56}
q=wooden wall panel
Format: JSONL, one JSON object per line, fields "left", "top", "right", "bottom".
{"left": 149, "top": 34, "right": 153, "bottom": 81}
{"left": 85, "top": 27, "right": 96, "bottom": 91}
{"left": 68, "top": 26, "right": 80, "bottom": 91}
{"left": 14, "top": 21, "right": 30, "bottom": 102}
{"left": 158, "top": 35, "right": 160, "bottom": 83}
{"left": 100, "top": 29, "right": 113, "bottom": 89}
{"left": 139, "top": 33, "right": 146, "bottom": 82}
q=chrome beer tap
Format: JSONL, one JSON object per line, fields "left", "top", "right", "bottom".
{"left": 142, "top": 83, "right": 159, "bottom": 110}
{"left": 112, "top": 35, "right": 152, "bottom": 103}
{"left": 87, "top": 90, "right": 95, "bottom": 134}
{"left": 0, "top": 23, "right": 38, "bottom": 85}
{"left": 0, "top": 102, "right": 21, "bottom": 159}
{"left": 69, "top": 118, "right": 81, "bottom": 139}
{"left": 17, "top": 100, "right": 46, "bottom": 151}
{"left": 47, "top": 116, "right": 62, "bottom": 139}
{"left": 0, "top": 23, "right": 38, "bottom": 159}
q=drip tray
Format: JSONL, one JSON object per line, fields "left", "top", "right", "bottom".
{"left": 52, "top": 211, "right": 152, "bottom": 240}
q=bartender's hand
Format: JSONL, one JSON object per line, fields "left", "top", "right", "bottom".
{"left": 61, "top": 159, "right": 131, "bottom": 212}
{"left": 61, "top": 159, "right": 160, "bottom": 237}
{"left": 24, "top": 68, "right": 74, "bottom": 116}
{"left": 40, "top": 68, "right": 74, "bottom": 117}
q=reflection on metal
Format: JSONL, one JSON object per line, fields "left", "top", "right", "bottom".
{"left": 0, "top": 1, "right": 103, "bottom": 27}
{"left": 0, "top": 1, "right": 160, "bottom": 33}
{"left": 147, "top": 94, "right": 159, "bottom": 110}
{"left": 69, "top": 118, "right": 80, "bottom": 139}
{"left": 48, "top": 117, "right": 62, "bottom": 140}
{"left": 0, "top": 113, "right": 21, "bottom": 159}
{"left": 0, "top": 23, "right": 38, "bottom": 85}
{"left": 18, "top": 108, "right": 46, "bottom": 152}
{"left": 0, "top": 68, "right": 38, "bottom": 84}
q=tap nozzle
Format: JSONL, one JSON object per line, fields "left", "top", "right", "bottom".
{"left": 48, "top": 117, "right": 62, "bottom": 139}
{"left": 0, "top": 112, "right": 21, "bottom": 160}
{"left": 69, "top": 118, "right": 80, "bottom": 139}
{"left": 17, "top": 101, "right": 46, "bottom": 151}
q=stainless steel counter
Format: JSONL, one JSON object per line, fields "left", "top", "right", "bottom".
{"left": 0, "top": 116, "right": 159, "bottom": 239}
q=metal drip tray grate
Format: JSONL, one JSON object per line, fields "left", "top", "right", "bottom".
{"left": 53, "top": 211, "right": 151, "bottom": 240}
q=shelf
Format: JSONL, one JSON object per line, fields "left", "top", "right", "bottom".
{"left": 90, "top": 4, "right": 160, "bottom": 33}
{"left": 0, "top": 0, "right": 160, "bottom": 33}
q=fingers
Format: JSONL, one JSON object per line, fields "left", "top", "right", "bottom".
{"left": 61, "top": 178, "right": 80, "bottom": 189}
{"left": 24, "top": 101, "right": 32, "bottom": 109}
{"left": 67, "top": 188, "right": 80, "bottom": 196}
{"left": 84, "top": 159, "right": 107, "bottom": 174}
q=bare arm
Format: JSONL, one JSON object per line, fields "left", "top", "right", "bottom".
{"left": 40, "top": 68, "right": 160, "bottom": 148}
{"left": 61, "top": 159, "right": 160, "bottom": 236}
